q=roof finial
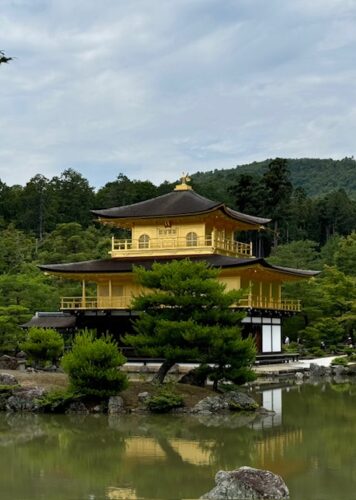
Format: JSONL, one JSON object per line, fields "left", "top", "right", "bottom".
{"left": 174, "top": 172, "right": 192, "bottom": 191}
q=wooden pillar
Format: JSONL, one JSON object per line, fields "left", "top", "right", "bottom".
{"left": 82, "top": 279, "right": 86, "bottom": 308}
{"left": 248, "top": 279, "right": 252, "bottom": 308}
{"left": 109, "top": 279, "right": 112, "bottom": 308}
{"left": 269, "top": 283, "right": 273, "bottom": 308}
{"left": 259, "top": 281, "right": 263, "bottom": 308}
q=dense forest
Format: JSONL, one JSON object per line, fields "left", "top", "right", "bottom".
{"left": 0, "top": 158, "right": 355, "bottom": 354}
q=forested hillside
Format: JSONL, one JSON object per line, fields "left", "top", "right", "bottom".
{"left": 191, "top": 157, "right": 356, "bottom": 202}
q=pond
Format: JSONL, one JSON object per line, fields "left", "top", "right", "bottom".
{"left": 0, "top": 381, "right": 355, "bottom": 500}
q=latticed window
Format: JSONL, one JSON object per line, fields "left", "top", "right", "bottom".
{"left": 186, "top": 231, "right": 198, "bottom": 247}
{"left": 138, "top": 234, "right": 150, "bottom": 249}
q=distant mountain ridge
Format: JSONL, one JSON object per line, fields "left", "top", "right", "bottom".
{"left": 190, "top": 157, "right": 356, "bottom": 203}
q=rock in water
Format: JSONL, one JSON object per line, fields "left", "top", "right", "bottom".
{"left": 108, "top": 395, "right": 125, "bottom": 414}
{"left": 225, "top": 391, "right": 259, "bottom": 411}
{"left": 6, "top": 387, "right": 46, "bottom": 412}
{"left": 201, "top": 466, "right": 289, "bottom": 499}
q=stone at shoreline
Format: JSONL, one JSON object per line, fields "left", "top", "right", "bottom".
{"left": 295, "top": 372, "right": 304, "bottom": 380}
{"left": 6, "top": 387, "right": 46, "bottom": 412}
{"left": 191, "top": 395, "right": 228, "bottom": 415}
{"left": 0, "top": 355, "right": 18, "bottom": 370}
{"left": 200, "top": 466, "right": 289, "bottom": 499}
{"left": 191, "top": 391, "right": 259, "bottom": 415}
{"left": 0, "top": 373, "right": 18, "bottom": 386}
{"left": 138, "top": 391, "right": 150, "bottom": 403}
{"left": 225, "top": 391, "right": 259, "bottom": 411}
{"left": 309, "top": 363, "right": 330, "bottom": 378}
{"left": 66, "top": 402, "right": 89, "bottom": 414}
{"left": 346, "top": 363, "right": 356, "bottom": 375}
{"left": 108, "top": 395, "right": 125, "bottom": 415}
{"left": 332, "top": 365, "right": 347, "bottom": 376}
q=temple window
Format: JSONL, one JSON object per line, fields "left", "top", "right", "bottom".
{"left": 186, "top": 231, "right": 198, "bottom": 247}
{"left": 138, "top": 234, "right": 150, "bottom": 249}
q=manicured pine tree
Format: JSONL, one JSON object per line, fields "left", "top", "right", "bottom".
{"left": 125, "top": 259, "right": 256, "bottom": 389}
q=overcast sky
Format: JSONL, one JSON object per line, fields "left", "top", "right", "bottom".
{"left": 1, "top": 0, "right": 356, "bottom": 189}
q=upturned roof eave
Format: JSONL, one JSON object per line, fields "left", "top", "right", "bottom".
{"left": 38, "top": 255, "right": 320, "bottom": 279}
{"left": 91, "top": 203, "right": 223, "bottom": 220}
{"left": 92, "top": 205, "right": 270, "bottom": 229}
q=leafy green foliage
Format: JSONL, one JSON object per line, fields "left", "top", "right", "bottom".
{"left": 282, "top": 266, "right": 356, "bottom": 348}
{"left": 61, "top": 330, "right": 128, "bottom": 397}
{"left": 146, "top": 388, "right": 184, "bottom": 413}
{"left": 268, "top": 240, "right": 321, "bottom": 269}
{"left": 0, "top": 305, "right": 29, "bottom": 352}
{"left": 0, "top": 225, "right": 35, "bottom": 273}
{"left": 125, "top": 259, "right": 256, "bottom": 387}
{"left": 303, "top": 319, "right": 344, "bottom": 348}
{"left": 21, "top": 327, "right": 64, "bottom": 366}
{"left": 0, "top": 268, "right": 60, "bottom": 311}
{"left": 37, "top": 223, "right": 110, "bottom": 264}
{"left": 331, "top": 357, "right": 348, "bottom": 366}
{"left": 334, "top": 232, "right": 356, "bottom": 276}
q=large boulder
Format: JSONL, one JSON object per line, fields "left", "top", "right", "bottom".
{"left": 201, "top": 467, "right": 289, "bottom": 499}
{"left": 0, "top": 355, "right": 18, "bottom": 370}
{"left": 108, "top": 395, "right": 125, "bottom": 415}
{"left": 346, "top": 363, "right": 356, "bottom": 376}
{"left": 6, "top": 387, "right": 46, "bottom": 412}
{"left": 191, "top": 395, "right": 229, "bottom": 415}
{"left": 0, "top": 373, "right": 18, "bottom": 386}
{"left": 191, "top": 392, "right": 259, "bottom": 415}
{"left": 225, "top": 391, "right": 259, "bottom": 411}
{"left": 309, "top": 363, "right": 329, "bottom": 377}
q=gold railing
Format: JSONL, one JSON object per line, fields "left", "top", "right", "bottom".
{"left": 61, "top": 295, "right": 300, "bottom": 312}
{"left": 60, "top": 296, "right": 131, "bottom": 310}
{"left": 111, "top": 236, "right": 253, "bottom": 257}
{"left": 238, "top": 297, "right": 301, "bottom": 312}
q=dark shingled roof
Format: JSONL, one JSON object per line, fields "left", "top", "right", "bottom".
{"left": 91, "top": 189, "right": 270, "bottom": 226}
{"left": 21, "top": 314, "right": 76, "bottom": 329}
{"left": 39, "top": 254, "right": 319, "bottom": 278}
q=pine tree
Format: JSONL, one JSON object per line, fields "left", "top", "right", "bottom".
{"left": 124, "top": 259, "right": 256, "bottom": 388}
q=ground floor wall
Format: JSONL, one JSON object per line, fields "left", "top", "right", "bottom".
{"left": 241, "top": 315, "right": 282, "bottom": 353}
{"left": 65, "top": 310, "right": 286, "bottom": 355}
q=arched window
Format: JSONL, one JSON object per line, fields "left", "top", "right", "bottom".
{"left": 186, "top": 231, "right": 198, "bottom": 247}
{"left": 138, "top": 234, "right": 150, "bottom": 249}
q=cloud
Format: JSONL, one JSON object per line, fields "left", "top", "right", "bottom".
{"left": 1, "top": 0, "right": 356, "bottom": 188}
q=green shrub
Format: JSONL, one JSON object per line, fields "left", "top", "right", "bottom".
{"left": 61, "top": 330, "right": 128, "bottom": 398}
{"left": 309, "top": 347, "right": 325, "bottom": 357}
{"left": 331, "top": 356, "right": 348, "bottom": 366}
{"left": 21, "top": 327, "right": 64, "bottom": 366}
{"left": 344, "top": 347, "right": 355, "bottom": 356}
{"left": 146, "top": 388, "right": 184, "bottom": 413}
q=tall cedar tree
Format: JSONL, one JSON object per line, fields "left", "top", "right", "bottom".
{"left": 262, "top": 158, "right": 293, "bottom": 247}
{"left": 124, "top": 259, "right": 256, "bottom": 388}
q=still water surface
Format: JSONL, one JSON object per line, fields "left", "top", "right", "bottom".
{"left": 0, "top": 382, "right": 355, "bottom": 500}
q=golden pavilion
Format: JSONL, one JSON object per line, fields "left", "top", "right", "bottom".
{"left": 38, "top": 175, "right": 318, "bottom": 355}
